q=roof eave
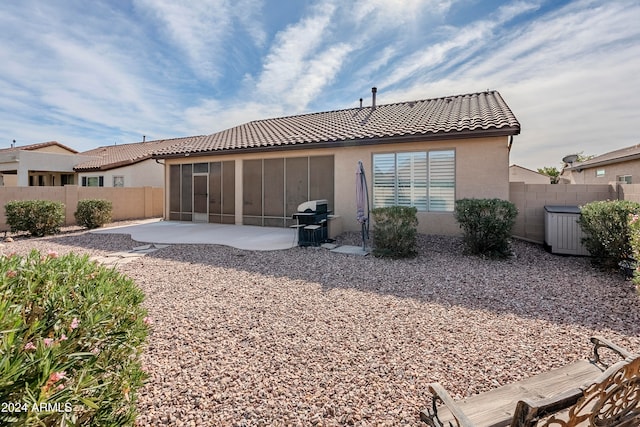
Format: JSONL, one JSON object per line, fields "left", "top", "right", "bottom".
{"left": 153, "top": 127, "right": 520, "bottom": 159}
{"left": 74, "top": 157, "right": 151, "bottom": 172}
{"left": 567, "top": 152, "right": 640, "bottom": 171}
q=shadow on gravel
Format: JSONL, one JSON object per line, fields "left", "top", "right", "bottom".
{"left": 44, "top": 231, "right": 640, "bottom": 339}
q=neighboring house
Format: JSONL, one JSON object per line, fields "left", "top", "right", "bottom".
{"left": 509, "top": 164, "right": 551, "bottom": 184}
{"left": 153, "top": 90, "right": 520, "bottom": 235}
{"left": 0, "top": 141, "right": 94, "bottom": 187}
{"left": 74, "top": 136, "right": 202, "bottom": 187}
{"left": 561, "top": 144, "right": 640, "bottom": 185}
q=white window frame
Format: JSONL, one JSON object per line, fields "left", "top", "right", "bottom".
{"left": 372, "top": 149, "right": 455, "bottom": 212}
{"left": 82, "top": 176, "right": 104, "bottom": 187}
{"left": 617, "top": 175, "right": 632, "bottom": 184}
{"left": 596, "top": 169, "right": 605, "bottom": 177}
{"left": 113, "top": 176, "right": 125, "bottom": 187}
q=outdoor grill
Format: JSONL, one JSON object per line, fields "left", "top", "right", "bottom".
{"left": 292, "top": 199, "right": 330, "bottom": 246}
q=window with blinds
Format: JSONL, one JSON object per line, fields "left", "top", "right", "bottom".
{"left": 373, "top": 150, "right": 455, "bottom": 212}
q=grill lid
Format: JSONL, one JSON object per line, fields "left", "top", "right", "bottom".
{"left": 297, "top": 199, "right": 328, "bottom": 213}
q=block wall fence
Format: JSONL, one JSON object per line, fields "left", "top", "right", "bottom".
{"left": 0, "top": 186, "right": 163, "bottom": 231}
{"left": 509, "top": 182, "right": 640, "bottom": 244}
{"left": 1, "top": 183, "right": 637, "bottom": 244}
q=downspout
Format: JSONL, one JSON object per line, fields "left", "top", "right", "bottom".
{"left": 507, "top": 135, "right": 513, "bottom": 152}
{"left": 155, "top": 158, "right": 166, "bottom": 220}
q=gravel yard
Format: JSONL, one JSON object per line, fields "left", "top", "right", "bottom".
{"left": 3, "top": 226, "right": 640, "bottom": 426}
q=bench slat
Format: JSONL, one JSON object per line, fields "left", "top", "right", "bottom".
{"left": 422, "top": 360, "right": 604, "bottom": 427}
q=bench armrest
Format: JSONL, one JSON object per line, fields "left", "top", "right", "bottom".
{"left": 590, "top": 336, "right": 634, "bottom": 368}
{"left": 422, "top": 383, "right": 476, "bottom": 427}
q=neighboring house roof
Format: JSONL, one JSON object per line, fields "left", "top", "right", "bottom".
{"left": 566, "top": 143, "right": 640, "bottom": 171}
{"left": 154, "top": 90, "right": 520, "bottom": 158}
{"left": 0, "top": 141, "right": 78, "bottom": 154}
{"left": 74, "top": 136, "right": 204, "bottom": 171}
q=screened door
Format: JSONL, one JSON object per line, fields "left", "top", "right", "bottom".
{"left": 193, "top": 175, "right": 208, "bottom": 222}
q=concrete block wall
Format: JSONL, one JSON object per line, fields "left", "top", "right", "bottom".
{"left": 0, "top": 186, "right": 163, "bottom": 231}
{"left": 616, "top": 184, "right": 640, "bottom": 203}
{"left": 510, "top": 183, "right": 615, "bottom": 243}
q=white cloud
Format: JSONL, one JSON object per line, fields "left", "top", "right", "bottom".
{"left": 255, "top": 2, "right": 348, "bottom": 110}
{"left": 183, "top": 99, "right": 283, "bottom": 134}
{"left": 133, "top": 0, "right": 232, "bottom": 80}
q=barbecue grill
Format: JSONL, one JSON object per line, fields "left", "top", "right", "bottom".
{"left": 292, "top": 199, "right": 330, "bottom": 246}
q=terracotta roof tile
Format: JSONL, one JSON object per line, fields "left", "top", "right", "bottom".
{"left": 154, "top": 91, "right": 520, "bottom": 157}
{"left": 74, "top": 136, "right": 203, "bottom": 171}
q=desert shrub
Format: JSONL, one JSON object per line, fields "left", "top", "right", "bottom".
{"left": 579, "top": 200, "right": 640, "bottom": 269}
{"left": 0, "top": 250, "right": 149, "bottom": 426}
{"left": 4, "top": 200, "right": 65, "bottom": 236}
{"left": 75, "top": 199, "right": 113, "bottom": 229}
{"left": 454, "top": 198, "right": 518, "bottom": 258}
{"left": 629, "top": 214, "right": 640, "bottom": 292}
{"left": 371, "top": 206, "right": 418, "bottom": 258}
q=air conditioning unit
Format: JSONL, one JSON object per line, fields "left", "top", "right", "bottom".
{"left": 544, "top": 206, "right": 590, "bottom": 256}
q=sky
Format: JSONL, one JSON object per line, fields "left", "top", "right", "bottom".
{"left": 0, "top": 0, "right": 638, "bottom": 170}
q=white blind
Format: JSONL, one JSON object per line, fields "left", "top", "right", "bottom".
{"left": 428, "top": 150, "right": 455, "bottom": 212}
{"left": 397, "top": 152, "right": 427, "bottom": 210}
{"left": 373, "top": 153, "right": 396, "bottom": 208}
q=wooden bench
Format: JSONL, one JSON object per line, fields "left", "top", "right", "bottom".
{"left": 421, "top": 336, "right": 640, "bottom": 427}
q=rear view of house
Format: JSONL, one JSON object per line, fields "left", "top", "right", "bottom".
{"left": 153, "top": 90, "right": 521, "bottom": 235}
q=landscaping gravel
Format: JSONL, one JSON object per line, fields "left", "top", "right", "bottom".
{"left": 3, "top": 226, "right": 640, "bottom": 426}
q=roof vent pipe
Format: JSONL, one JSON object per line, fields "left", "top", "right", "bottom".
{"left": 359, "top": 98, "right": 363, "bottom": 109}
{"left": 143, "top": 135, "right": 146, "bottom": 142}
{"left": 11, "top": 139, "right": 15, "bottom": 148}
{"left": 371, "top": 87, "right": 377, "bottom": 109}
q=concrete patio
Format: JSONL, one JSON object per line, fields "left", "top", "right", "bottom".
{"left": 92, "top": 219, "right": 296, "bottom": 251}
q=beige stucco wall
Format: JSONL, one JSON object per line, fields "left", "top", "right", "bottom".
{"left": 164, "top": 136, "right": 511, "bottom": 235}
{"left": 0, "top": 151, "right": 96, "bottom": 186}
{"left": 78, "top": 159, "right": 164, "bottom": 187}
{"left": 509, "top": 165, "right": 551, "bottom": 184}
{"left": 564, "top": 159, "right": 640, "bottom": 185}
{"left": 32, "top": 145, "right": 78, "bottom": 155}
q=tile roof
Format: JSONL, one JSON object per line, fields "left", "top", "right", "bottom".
{"left": 74, "top": 136, "right": 203, "bottom": 171}
{"left": 567, "top": 143, "right": 640, "bottom": 170}
{"left": 154, "top": 90, "right": 520, "bottom": 158}
{"left": 0, "top": 141, "right": 78, "bottom": 154}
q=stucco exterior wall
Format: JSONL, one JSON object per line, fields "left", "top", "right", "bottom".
{"left": 31, "top": 145, "right": 77, "bottom": 155}
{"left": 78, "top": 159, "right": 165, "bottom": 187}
{"left": 509, "top": 165, "right": 550, "bottom": 184}
{"left": 163, "top": 136, "right": 511, "bottom": 235}
{"left": 0, "top": 151, "right": 96, "bottom": 186}
{"left": 564, "top": 159, "right": 640, "bottom": 185}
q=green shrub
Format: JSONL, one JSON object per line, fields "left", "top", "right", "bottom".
{"left": 454, "top": 198, "right": 518, "bottom": 258}
{"left": 629, "top": 214, "right": 640, "bottom": 292}
{"left": 0, "top": 250, "right": 149, "bottom": 426}
{"left": 371, "top": 206, "right": 418, "bottom": 258}
{"left": 4, "top": 200, "right": 65, "bottom": 236}
{"left": 579, "top": 200, "right": 640, "bottom": 269}
{"left": 75, "top": 199, "right": 113, "bottom": 229}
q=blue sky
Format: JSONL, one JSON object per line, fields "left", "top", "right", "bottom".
{"left": 1, "top": 0, "right": 638, "bottom": 170}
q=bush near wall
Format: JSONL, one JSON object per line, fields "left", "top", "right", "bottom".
{"left": 0, "top": 250, "right": 149, "bottom": 426}
{"left": 75, "top": 199, "right": 113, "bottom": 229}
{"left": 579, "top": 200, "right": 640, "bottom": 270}
{"left": 454, "top": 198, "right": 518, "bottom": 259}
{"left": 371, "top": 206, "right": 418, "bottom": 258}
{"left": 4, "top": 200, "right": 65, "bottom": 237}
